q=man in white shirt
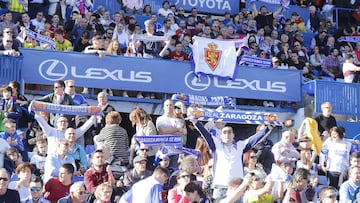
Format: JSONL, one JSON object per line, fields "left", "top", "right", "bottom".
{"left": 112, "top": 22, "right": 129, "bottom": 53}
{"left": 343, "top": 54, "right": 360, "bottom": 83}
{"left": 157, "top": 0, "right": 174, "bottom": 17}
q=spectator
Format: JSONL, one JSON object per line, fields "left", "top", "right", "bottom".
{"left": 343, "top": 54, "right": 360, "bottom": 83}
{"left": 271, "top": 128, "right": 300, "bottom": 166}
{"left": 142, "top": 19, "right": 165, "bottom": 57}
{"left": 34, "top": 112, "right": 95, "bottom": 154}
{"left": 23, "top": 176, "right": 50, "bottom": 203}
{"left": 297, "top": 148, "right": 318, "bottom": 201}
{"left": 314, "top": 101, "right": 337, "bottom": 139}
{"left": 8, "top": 163, "right": 34, "bottom": 201}
{"left": 0, "top": 36, "right": 20, "bottom": 56}
{"left": 64, "top": 80, "right": 88, "bottom": 106}
{"left": 0, "top": 119, "right": 27, "bottom": 161}
{"left": 43, "top": 139, "right": 76, "bottom": 183}
{"left": 133, "top": 143, "right": 154, "bottom": 171}
{"left": 243, "top": 149, "right": 267, "bottom": 180}
{"left": 94, "top": 183, "right": 113, "bottom": 202}
{"left": 339, "top": 152, "right": 360, "bottom": 186}
{"left": 242, "top": 172, "right": 283, "bottom": 203}
{"left": 0, "top": 12, "right": 18, "bottom": 36}
{"left": 181, "top": 35, "right": 192, "bottom": 56}
{"left": 73, "top": 30, "right": 90, "bottom": 52}
{"left": 19, "top": 12, "right": 36, "bottom": 31}
{"left": 161, "top": 19, "right": 176, "bottom": 37}
{"left": 123, "top": 0, "right": 142, "bottom": 14}
{"left": 142, "top": 4, "right": 152, "bottom": 16}
{"left": 156, "top": 99, "right": 186, "bottom": 167}
{"left": 58, "top": 182, "right": 87, "bottom": 203}
{"left": 310, "top": 46, "right": 326, "bottom": 72}
{"left": 49, "top": 14, "right": 61, "bottom": 38}
{"left": 170, "top": 41, "right": 189, "bottom": 61}
{"left": 106, "top": 39, "right": 122, "bottom": 55}
{"left": 43, "top": 163, "right": 74, "bottom": 203}
{"left": 167, "top": 170, "right": 191, "bottom": 203}
{"left": 4, "top": 148, "right": 23, "bottom": 175}
{"left": 0, "top": 137, "right": 10, "bottom": 168}
{"left": 94, "top": 111, "right": 129, "bottom": 165}
{"left": 88, "top": 13, "right": 105, "bottom": 36}
{"left": 100, "top": 10, "right": 112, "bottom": 31}
{"left": 318, "top": 186, "right": 337, "bottom": 203}
{"left": 30, "top": 11, "right": 45, "bottom": 33}
{"left": 157, "top": 1, "right": 173, "bottom": 17}
{"left": 30, "top": 138, "right": 47, "bottom": 177}
{"left": 321, "top": 48, "right": 343, "bottom": 79}
{"left": 323, "top": 36, "right": 336, "bottom": 56}
{"left": 102, "top": 27, "right": 114, "bottom": 49}
{"left": 64, "top": 128, "right": 88, "bottom": 175}
{"left": 129, "top": 106, "right": 157, "bottom": 165}
{"left": 84, "top": 36, "right": 106, "bottom": 57}
{"left": 92, "top": 91, "right": 115, "bottom": 135}
{"left": 69, "top": 0, "right": 93, "bottom": 17}
{"left": 339, "top": 165, "right": 360, "bottom": 202}
{"left": 0, "top": 86, "right": 23, "bottom": 127}
{"left": 0, "top": 168, "right": 20, "bottom": 203}
{"left": 311, "top": 29, "right": 328, "bottom": 53}
{"left": 54, "top": 29, "right": 73, "bottom": 51}
{"left": 320, "top": 126, "right": 352, "bottom": 189}
{"left": 194, "top": 120, "right": 271, "bottom": 199}
{"left": 1, "top": 27, "right": 20, "bottom": 51}
{"left": 122, "top": 155, "right": 152, "bottom": 190}
{"left": 112, "top": 12, "right": 126, "bottom": 26}
{"left": 252, "top": 3, "right": 284, "bottom": 30}
{"left": 122, "top": 166, "right": 170, "bottom": 203}
{"left": 176, "top": 7, "right": 186, "bottom": 22}
{"left": 184, "top": 181, "right": 211, "bottom": 203}
{"left": 84, "top": 149, "right": 115, "bottom": 193}
{"left": 308, "top": 5, "right": 321, "bottom": 32}
{"left": 283, "top": 168, "right": 310, "bottom": 203}
{"left": 71, "top": 17, "right": 92, "bottom": 45}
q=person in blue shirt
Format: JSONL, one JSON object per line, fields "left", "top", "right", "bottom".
{"left": 339, "top": 165, "right": 360, "bottom": 202}
{"left": 0, "top": 118, "right": 27, "bottom": 161}
{"left": 120, "top": 166, "right": 170, "bottom": 203}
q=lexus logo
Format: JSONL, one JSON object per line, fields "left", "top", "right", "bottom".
{"left": 184, "top": 72, "right": 211, "bottom": 91}
{"left": 39, "top": 59, "right": 68, "bottom": 81}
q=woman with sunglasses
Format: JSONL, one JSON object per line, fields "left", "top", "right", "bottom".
{"left": 168, "top": 170, "right": 191, "bottom": 203}
{"left": 243, "top": 173, "right": 283, "bottom": 203}
{"left": 243, "top": 149, "right": 267, "bottom": 180}
{"left": 0, "top": 168, "right": 20, "bottom": 202}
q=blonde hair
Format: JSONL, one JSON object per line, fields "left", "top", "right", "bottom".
{"left": 94, "top": 183, "right": 113, "bottom": 200}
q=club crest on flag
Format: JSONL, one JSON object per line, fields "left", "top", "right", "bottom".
{"left": 205, "top": 42, "right": 221, "bottom": 71}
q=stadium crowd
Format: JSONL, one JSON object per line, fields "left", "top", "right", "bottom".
{"left": 0, "top": 0, "right": 360, "bottom": 202}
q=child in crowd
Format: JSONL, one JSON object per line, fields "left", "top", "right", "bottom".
{"left": 0, "top": 118, "right": 28, "bottom": 162}
{"left": 30, "top": 138, "right": 48, "bottom": 177}
{"left": 4, "top": 148, "right": 23, "bottom": 176}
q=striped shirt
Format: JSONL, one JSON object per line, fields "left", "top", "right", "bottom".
{"left": 95, "top": 125, "right": 129, "bottom": 163}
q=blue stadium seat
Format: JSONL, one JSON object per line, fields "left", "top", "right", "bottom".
{"left": 85, "top": 145, "right": 96, "bottom": 155}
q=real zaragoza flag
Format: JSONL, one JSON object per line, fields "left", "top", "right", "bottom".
{"left": 191, "top": 37, "right": 237, "bottom": 79}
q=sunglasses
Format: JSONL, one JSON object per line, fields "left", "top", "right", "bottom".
{"left": 107, "top": 32, "right": 113, "bottom": 35}
{"left": 250, "top": 156, "right": 257, "bottom": 159}
{"left": 67, "top": 85, "right": 75, "bottom": 88}
{"left": 326, "top": 194, "right": 337, "bottom": 199}
{"left": 6, "top": 40, "right": 13, "bottom": 43}
{"left": 31, "top": 187, "right": 41, "bottom": 191}
{"left": 174, "top": 106, "right": 181, "bottom": 109}
{"left": 78, "top": 191, "right": 87, "bottom": 195}
{"left": 180, "top": 174, "right": 191, "bottom": 179}
{"left": 0, "top": 177, "right": 8, "bottom": 181}
{"left": 5, "top": 31, "right": 12, "bottom": 33}
{"left": 140, "top": 148, "right": 149, "bottom": 152}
